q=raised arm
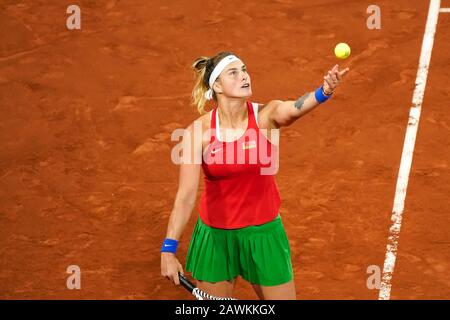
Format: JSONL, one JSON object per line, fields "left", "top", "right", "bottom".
{"left": 161, "top": 121, "right": 202, "bottom": 285}
{"left": 263, "top": 64, "right": 350, "bottom": 128}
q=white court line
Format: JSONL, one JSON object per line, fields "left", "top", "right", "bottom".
{"left": 378, "top": 0, "right": 441, "bottom": 300}
{"left": 439, "top": 8, "right": 450, "bottom": 12}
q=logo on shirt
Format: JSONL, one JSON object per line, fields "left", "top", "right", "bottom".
{"left": 211, "top": 148, "right": 222, "bottom": 154}
{"left": 242, "top": 140, "right": 256, "bottom": 150}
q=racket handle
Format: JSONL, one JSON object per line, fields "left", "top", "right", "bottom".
{"left": 178, "top": 272, "right": 195, "bottom": 292}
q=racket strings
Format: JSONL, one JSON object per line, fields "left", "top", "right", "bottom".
{"left": 192, "top": 288, "right": 236, "bottom": 300}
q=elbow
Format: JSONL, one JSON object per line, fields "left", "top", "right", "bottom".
{"left": 277, "top": 111, "right": 301, "bottom": 127}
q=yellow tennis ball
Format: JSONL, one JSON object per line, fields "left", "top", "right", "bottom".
{"left": 334, "top": 43, "right": 351, "bottom": 59}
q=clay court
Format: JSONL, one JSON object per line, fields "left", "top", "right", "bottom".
{"left": 0, "top": 0, "right": 449, "bottom": 299}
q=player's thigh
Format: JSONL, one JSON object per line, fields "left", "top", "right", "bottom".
{"left": 251, "top": 283, "right": 264, "bottom": 299}
{"left": 196, "top": 276, "right": 237, "bottom": 297}
{"left": 252, "top": 279, "right": 296, "bottom": 300}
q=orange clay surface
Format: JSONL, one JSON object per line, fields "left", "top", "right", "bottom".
{"left": 0, "top": 0, "right": 449, "bottom": 299}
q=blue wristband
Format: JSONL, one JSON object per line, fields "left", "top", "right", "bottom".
{"left": 315, "top": 85, "right": 332, "bottom": 103}
{"left": 161, "top": 238, "right": 178, "bottom": 253}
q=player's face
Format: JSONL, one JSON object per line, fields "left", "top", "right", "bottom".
{"left": 215, "top": 60, "right": 252, "bottom": 99}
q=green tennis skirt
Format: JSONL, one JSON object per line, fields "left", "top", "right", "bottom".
{"left": 185, "top": 213, "right": 293, "bottom": 286}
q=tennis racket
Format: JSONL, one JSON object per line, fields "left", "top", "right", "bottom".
{"left": 178, "top": 272, "right": 237, "bottom": 300}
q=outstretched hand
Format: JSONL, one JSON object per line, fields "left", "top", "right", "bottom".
{"left": 323, "top": 64, "right": 350, "bottom": 94}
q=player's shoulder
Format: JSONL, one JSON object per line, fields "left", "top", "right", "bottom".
{"left": 252, "top": 101, "right": 282, "bottom": 130}
{"left": 181, "top": 111, "right": 212, "bottom": 151}
{"left": 184, "top": 110, "right": 213, "bottom": 140}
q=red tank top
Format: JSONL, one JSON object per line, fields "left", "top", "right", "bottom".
{"left": 199, "top": 101, "right": 281, "bottom": 229}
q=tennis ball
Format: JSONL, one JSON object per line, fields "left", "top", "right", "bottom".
{"left": 334, "top": 43, "right": 351, "bottom": 59}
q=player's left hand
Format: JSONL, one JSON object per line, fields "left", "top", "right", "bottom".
{"left": 323, "top": 64, "right": 350, "bottom": 94}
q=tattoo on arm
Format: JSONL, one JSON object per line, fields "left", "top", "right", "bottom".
{"left": 294, "top": 93, "right": 311, "bottom": 110}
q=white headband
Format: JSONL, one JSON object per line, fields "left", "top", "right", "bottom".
{"left": 204, "top": 55, "right": 241, "bottom": 100}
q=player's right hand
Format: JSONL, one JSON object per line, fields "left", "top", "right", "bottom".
{"left": 161, "top": 252, "right": 184, "bottom": 285}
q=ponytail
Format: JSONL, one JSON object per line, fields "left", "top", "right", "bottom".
{"left": 191, "top": 56, "right": 210, "bottom": 115}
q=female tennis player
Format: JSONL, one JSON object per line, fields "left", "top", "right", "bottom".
{"left": 161, "top": 51, "right": 349, "bottom": 299}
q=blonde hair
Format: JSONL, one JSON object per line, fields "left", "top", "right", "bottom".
{"left": 191, "top": 51, "right": 237, "bottom": 115}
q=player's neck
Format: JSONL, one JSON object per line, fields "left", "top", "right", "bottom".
{"left": 217, "top": 99, "right": 247, "bottom": 128}
{"left": 217, "top": 102, "right": 248, "bottom": 128}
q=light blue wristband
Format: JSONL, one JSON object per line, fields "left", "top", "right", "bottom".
{"left": 315, "top": 85, "right": 333, "bottom": 103}
{"left": 161, "top": 238, "right": 178, "bottom": 254}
